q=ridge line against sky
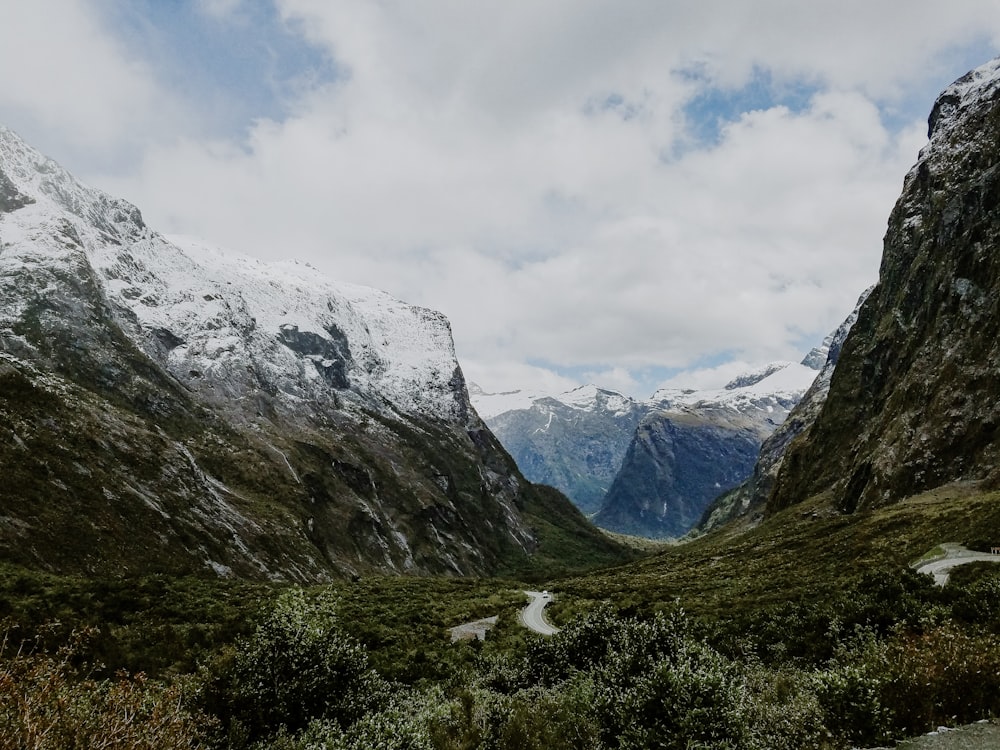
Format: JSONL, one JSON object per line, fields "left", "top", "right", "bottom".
{"left": 1, "top": 1, "right": 998, "bottom": 398}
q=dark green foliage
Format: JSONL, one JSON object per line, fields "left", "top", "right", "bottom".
{"left": 216, "top": 589, "right": 384, "bottom": 746}
{"left": 0, "top": 564, "right": 267, "bottom": 677}
{"left": 504, "top": 484, "right": 639, "bottom": 580}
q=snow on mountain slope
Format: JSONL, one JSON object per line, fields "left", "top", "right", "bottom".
{"left": 0, "top": 124, "right": 635, "bottom": 579}
{"left": 111, "top": 233, "right": 466, "bottom": 420}
{"left": 649, "top": 362, "right": 818, "bottom": 413}
{"left": 472, "top": 362, "right": 819, "bottom": 520}
{"left": 474, "top": 361, "right": 818, "bottom": 428}
{"left": 0, "top": 124, "right": 467, "bottom": 422}
{"left": 591, "top": 361, "right": 820, "bottom": 538}
{"left": 469, "top": 384, "right": 553, "bottom": 420}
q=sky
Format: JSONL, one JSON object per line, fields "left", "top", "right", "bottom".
{"left": 2, "top": 2, "right": 999, "bottom": 399}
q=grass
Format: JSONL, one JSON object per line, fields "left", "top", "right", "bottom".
{"left": 910, "top": 543, "right": 951, "bottom": 567}
{"left": 1, "top": 478, "right": 997, "bottom": 688}
{"left": 548, "top": 480, "right": 1000, "bottom": 622}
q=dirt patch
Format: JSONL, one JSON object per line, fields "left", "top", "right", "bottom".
{"left": 448, "top": 615, "right": 498, "bottom": 642}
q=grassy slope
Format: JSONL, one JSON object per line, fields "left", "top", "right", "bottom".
{"left": 2, "top": 479, "right": 996, "bottom": 689}
{"left": 551, "top": 480, "right": 1000, "bottom": 621}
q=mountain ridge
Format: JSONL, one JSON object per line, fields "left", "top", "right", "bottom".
{"left": 0, "top": 125, "right": 626, "bottom": 580}
{"left": 473, "top": 360, "right": 819, "bottom": 529}
{"left": 767, "top": 56, "right": 1000, "bottom": 515}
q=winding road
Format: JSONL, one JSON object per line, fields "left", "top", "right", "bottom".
{"left": 914, "top": 543, "right": 1000, "bottom": 586}
{"left": 521, "top": 590, "right": 559, "bottom": 636}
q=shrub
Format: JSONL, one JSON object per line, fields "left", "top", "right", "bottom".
{"left": 220, "top": 588, "right": 385, "bottom": 745}
{"left": 812, "top": 629, "right": 893, "bottom": 746}
{"left": 742, "top": 668, "right": 832, "bottom": 750}
{"left": 0, "top": 628, "right": 212, "bottom": 749}
{"left": 879, "top": 624, "right": 1000, "bottom": 733}
{"left": 595, "top": 639, "right": 750, "bottom": 750}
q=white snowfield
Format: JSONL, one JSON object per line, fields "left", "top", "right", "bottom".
{"left": 649, "top": 361, "right": 819, "bottom": 411}
{"left": 472, "top": 361, "right": 819, "bottom": 422}
{"left": 0, "top": 125, "right": 467, "bottom": 422}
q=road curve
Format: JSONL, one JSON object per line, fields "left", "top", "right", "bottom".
{"left": 520, "top": 590, "right": 559, "bottom": 636}
{"left": 914, "top": 544, "right": 1000, "bottom": 586}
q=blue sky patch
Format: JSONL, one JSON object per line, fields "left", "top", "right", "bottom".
{"left": 100, "top": 1, "right": 338, "bottom": 137}
{"left": 682, "top": 66, "right": 819, "bottom": 146}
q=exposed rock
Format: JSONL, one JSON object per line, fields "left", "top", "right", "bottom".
{"left": 591, "top": 363, "right": 817, "bottom": 538}
{"left": 0, "top": 125, "right": 624, "bottom": 580}
{"left": 768, "top": 57, "right": 1000, "bottom": 515}
{"left": 477, "top": 385, "right": 645, "bottom": 515}
{"left": 695, "top": 288, "right": 872, "bottom": 534}
{"left": 592, "top": 406, "right": 767, "bottom": 538}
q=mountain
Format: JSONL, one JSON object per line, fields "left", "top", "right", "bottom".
{"left": 591, "top": 362, "right": 819, "bottom": 538}
{"left": 0, "top": 125, "right": 625, "bottom": 580}
{"left": 767, "top": 57, "right": 1000, "bottom": 515}
{"left": 695, "top": 288, "right": 872, "bottom": 534}
{"left": 474, "top": 362, "right": 819, "bottom": 537}
{"left": 472, "top": 384, "right": 646, "bottom": 514}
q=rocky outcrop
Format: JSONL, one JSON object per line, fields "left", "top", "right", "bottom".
{"left": 476, "top": 386, "right": 645, "bottom": 515}
{"left": 592, "top": 406, "right": 767, "bottom": 538}
{"left": 474, "top": 363, "right": 818, "bottom": 533}
{"left": 768, "top": 58, "right": 1000, "bottom": 514}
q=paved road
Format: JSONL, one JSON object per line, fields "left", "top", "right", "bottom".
{"left": 914, "top": 543, "right": 1000, "bottom": 586}
{"left": 520, "top": 590, "right": 559, "bottom": 636}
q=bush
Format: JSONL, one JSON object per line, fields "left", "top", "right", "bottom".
{"left": 220, "top": 588, "right": 385, "bottom": 745}
{"left": 0, "top": 628, "right": 212, "bottom": 749}
{"left": 813, "top": 660, "right": 892, "bottom": 746}
{"left": 879, "top": 624, "right": 1000, "bottom": 733}
{"left": 742, "top": 668, "right": 831, "bottom": 750}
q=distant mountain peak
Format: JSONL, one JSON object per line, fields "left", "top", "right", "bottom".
{"left": 724, "top": 362, "right": 791, "bottom": 390}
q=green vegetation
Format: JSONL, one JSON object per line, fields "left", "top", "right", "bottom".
{"left": 1, "top": 484, "right": 999, "bottom": 747}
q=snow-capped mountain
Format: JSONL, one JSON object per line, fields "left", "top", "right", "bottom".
{"left": 592, "top": 361, "right": 819, "bottom": 538}
{"left": 473, "top": 384, "right": 647, "bottom": 514}
{"left": 0, "top": 125, "right": 623, "bottom": 579}
{"left": 648, "top": 361, "right": 819, "bottom": 413}
{"left": 472, "top": 361, "right": 819, "bottom": 528}
{"left": 695, "top": 288, "right": 873, "bottom": 535}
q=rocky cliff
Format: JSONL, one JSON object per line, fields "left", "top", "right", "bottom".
{"left": 696, "top": 289, "right": 871, "bottom": 534}
{"left": 473, "top": 385, "right": 646, "bottom": 515}
{"left": 0, "top": 126, "right": 624, "bottom": 580}
{"left": 590, "top": 363, "right": 818, "bottom": 538}
{"left": 768, "top": 57, "right": 1000, "bottom": 514}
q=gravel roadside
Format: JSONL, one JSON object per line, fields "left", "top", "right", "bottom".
{"left": 863, "top": 720, "right": 1000, "bottom": 750}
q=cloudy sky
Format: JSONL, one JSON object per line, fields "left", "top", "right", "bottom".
{"left": 2, "top": 2, "right": 999, "bottom": 398}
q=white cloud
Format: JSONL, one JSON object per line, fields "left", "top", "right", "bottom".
{"left": 6, "top": 1, "right": 1000, "bottom": 398}
{"left": 461, "top": 360, "right": 580, "bottom": 397}
{"left": 0, "top": 0, "right": 184, "bottom": 168}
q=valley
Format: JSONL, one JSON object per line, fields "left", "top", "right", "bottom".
{"left": 2, "top": 36, "right": 1000, "bottom": 750}
{"left": 2, "top": 481, "right": 998, "bottom": 748}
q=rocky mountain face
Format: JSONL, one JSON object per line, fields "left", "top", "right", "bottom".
{"left": 696, "top": 289, "right": 872, "bottom": 534}
{"left": 475, "top": 363, "right": 819, "bottom": 538}
{"left": 591, "top": 363, "right": 818, "bottom": 538}
{"left": 768, "top": 57, "right": 1000, "bottom": 515}
{"left": 473, "top": 385, "right": 646, "bottom": 515}
{"left": 0, "top": 126, "right": 623, "bottom": 581}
